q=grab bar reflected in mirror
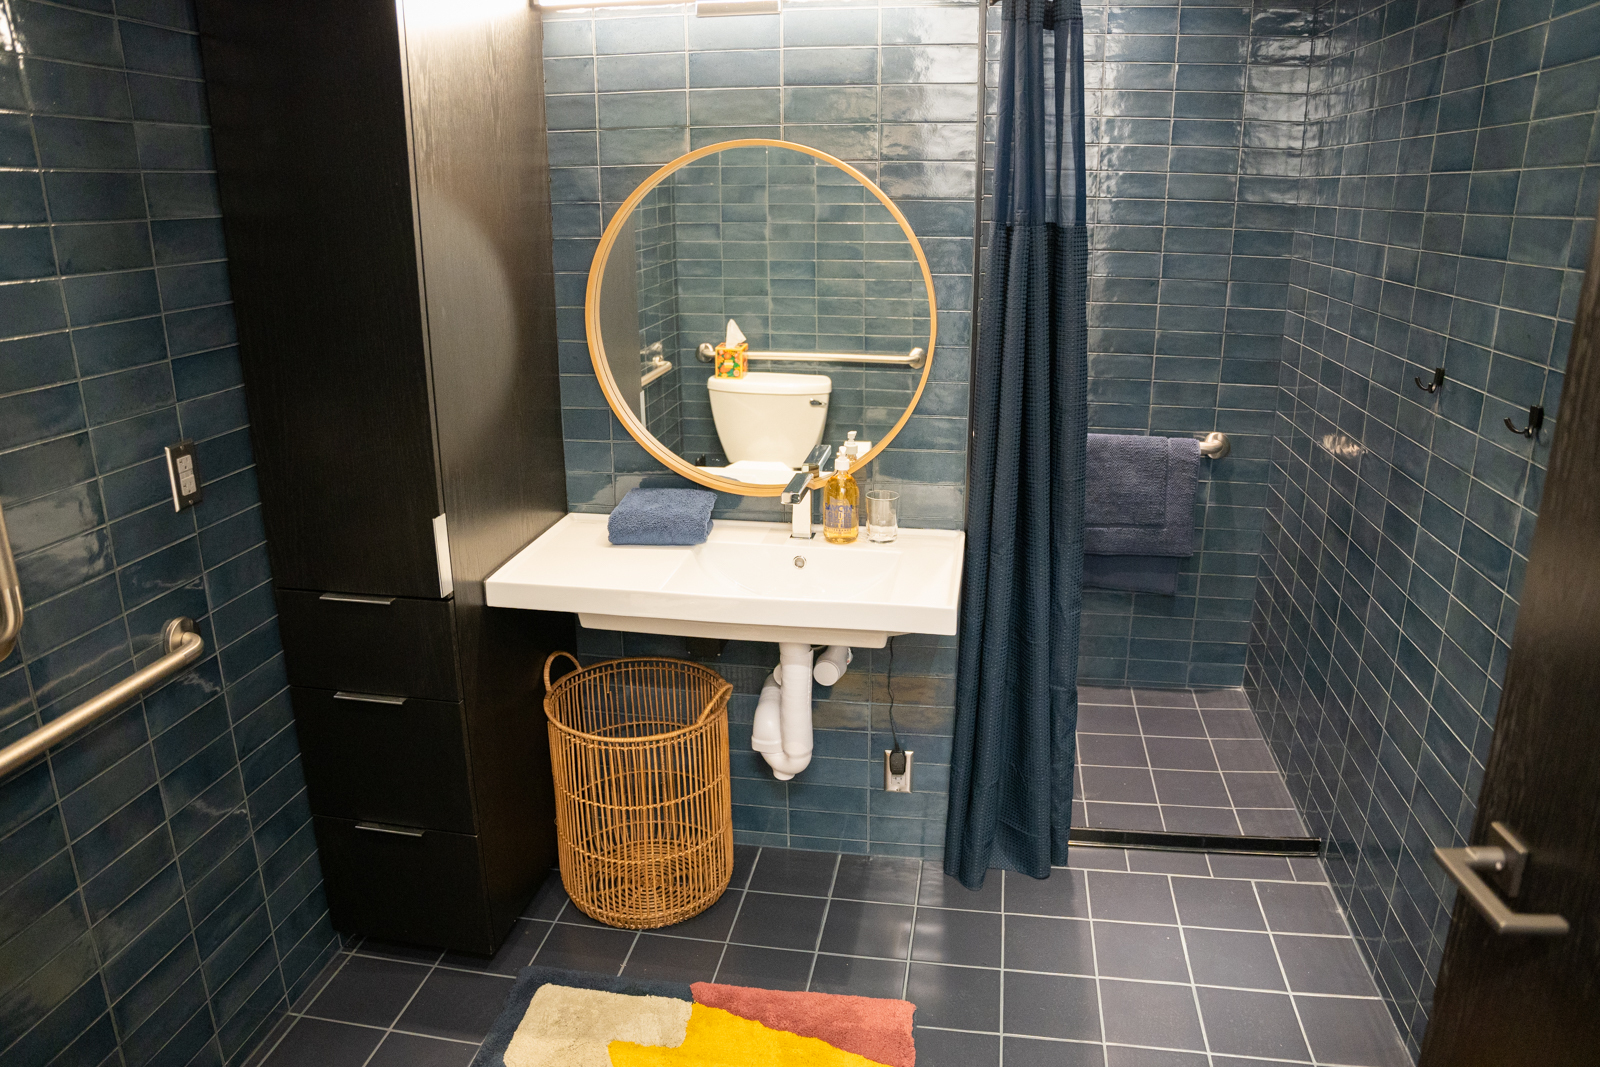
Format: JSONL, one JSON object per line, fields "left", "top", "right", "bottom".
{"left": 696, "top": 343, "right": 926, "bottom": 370}
{"left": 0, "top": 501, "right": 23, "bottom": 663}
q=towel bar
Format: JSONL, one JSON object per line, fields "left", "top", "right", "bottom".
{"left": 1198, "top": 432, "right": 1230, "bottom": 459}
{"left": 696, "top": 343, "right": 926, "bottom": 369}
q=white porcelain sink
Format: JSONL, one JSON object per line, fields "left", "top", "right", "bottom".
{"left": 485, "top": 514, "right": 964, "bottom": 647}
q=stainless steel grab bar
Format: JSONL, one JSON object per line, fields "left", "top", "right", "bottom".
{"left": 697, "top": 343, "right": 926, "bottom": 370}
{"left": 0, "top": 617, "right": 205, "bottom": 780}
{"left": 0, "top": 501, "right": 23, "bottom": 662}
{"left": 1199, "top": 432, "right": 1230, "bottom": 459}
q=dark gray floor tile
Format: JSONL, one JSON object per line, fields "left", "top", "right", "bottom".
{"left": 1171, "top": 877, "right": 1265, "bottom": 930}
{"left": 730, "top": 844, "right": 758, "bottom": 889}
{"left": 1209, "top": 1060, "right": 1303, "bottom": 1067}
{"left": 714, "top": 944, "right": 812, "bottom": 991}
{"left": 1078, "top": 704, "right": 1141, "bottom": 733}
{"left": 532, "top": 922, "right": 635, "bottom": 973}
{"left": 1287, "top": 857, "right": 1328, "bottom": 882}
{"left": 1295, "top": 995, "right": 1412, "bottom": 1067}
{"left": 1137, "top": 707, "right": 1206, "bottom": 736}
{"left": 1207, "top": 854, "right": 1294, "bottom": 881}
{"left": 353, "top": 939, "right": 443, "bottom": 965}
{"left": 1198, "top": 707, "right": 1259, "bottom": 738}
{"left": 1235, "top": 808, "right": 1308, "bottom": 837}
{"left": 1142, "top": 737, "right": 1217, "bottom": 770}
{"left": 1106, "top": 1048, "right": 1208, "bottom": 1067}
{"left": 653, "top": 888, "right": 743, "bottom": 942}
{"left": 819, "top": 899, "right": 913, "bottom": 959}
{"left": 440, "top": 919, "right": 548, "bottom": 976}
{"left": 1077, "top": 733, "right": 1150, "bottom": 767}
{"left": 1222, "top": 771, "right": 1294, "bottom": 808}
{"left": 553, "top": 900, "right": 613, "bottom": 929}
{"left": 1003, "top": 972, "right": 1101, "bottom": 1041}
{"left": 1152, "top": 769, "right": 1230, "bottom": 806}
{"left": 916, "top": 1028, "right": 1000, "bottom": 1067}
{"left": 832, "top": 853, "right": 921, "bottom": 903}
{"left": 809, "top": 953, "right": 907, "bottom": 998}
{"left": 1182, "top": 928, "right": 1285, "bottom": 990}
{"left": 1005, "top": 867, "right": 1091, "bottom": 917}
{"left": 730, "top": 891, "right": 827, "bottom": 951}
{"left": 1255, "top": 881, "right": 1347, "bottom": 934}
{"left": 911, "top": 907, "right": 1002, "bottom": 967}
{"left": 522, "top": 871, "right": 568, "bottom": 921}
{"left": 366, "top": 1033, "right": 476, "bottom": 1067}
{"left": 308, "top": 956, "right": 429, "bottom": 1028}
{"left": 1003, "top": 915, "right": 1093, "bottom": 975}
{"left": 1084, "top": 802, "right": 1164, "bottom": 830}
{"left": 1195, "top": 987, "right": 1310, "bottom": 1061}
{"left": 1274, "top": 933, "right": 1379, "bottom": 995}
{"left": 1079, "top": 765, "right": 1159, "bottom": 803}
{"left": 748, "top": 848, "right": 837, "bottom": 896}
{"left": 620, "top": 933, "right": 723, "bottom": 984}
{"left": 262, "top": 1019, "right": 383, "bottom": 1067}
{"left": 1125, "top": 850, "right": 1209, "bottom": 876}
{"left": 1193, "top": 689, "right": 1250, "bottom": 711}
{"left": 1210, "top": 739, "right": 1279, "bottom": 772}
{"left": 905, "top": 963, "right": 1001, "bottom": 1031}
{"left": 1161, "top": 805, "right": 1242, "bottom": 835}
{"left": 1065, "top": 849, "right": 1128, "bottom": 871}
{"left": 1080, "top": 686, "right": 1134, "bottom": 706}
{"left": 1130, "top": 689, "right": 1197, "bottom": 710}
{"left": 918, "top": 863, "right": 1003, "bottom": 911}
{"left": 1086, "top": 871, "right": 1177, "bottom": 924}
{"left": 1003, "top": 1036, "right": 1105, "bottom": 1066}
{"left": 1098, "top": 979, "right": 1204, "bottom": 1050}
{"left": 396, "top": 970, "right": 515, "bottom": 1044}
{"left": 1093, "top": 921, "right": 1190, "bottom": 982}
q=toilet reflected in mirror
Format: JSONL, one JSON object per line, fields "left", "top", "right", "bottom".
{"left": 586, "top": 139, "right": 938, "bottom": 495}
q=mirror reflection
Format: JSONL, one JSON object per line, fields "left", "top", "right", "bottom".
{"left": 591, "top": 141, "right": 936, "bottom": 490}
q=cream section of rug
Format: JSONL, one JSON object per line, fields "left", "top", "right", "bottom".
{"left": 504, "top": 984, "right": 693, "bottom": 1067}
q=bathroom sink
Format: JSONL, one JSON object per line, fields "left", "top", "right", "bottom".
{"left": 485, "top": 514, "right": 964, "bottom": 646}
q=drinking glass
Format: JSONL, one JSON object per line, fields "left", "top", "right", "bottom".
{"left": 867, "top": 489, "right": 899, "bottom": 543}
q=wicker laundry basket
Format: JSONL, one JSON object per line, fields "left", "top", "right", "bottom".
{"left": 542, "top": 652, "right": 734, "bottom": 929}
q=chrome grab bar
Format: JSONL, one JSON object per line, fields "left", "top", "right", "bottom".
{"left": 0, "top": 501, "right": 23, "bottom": 662}
{"left": 697, "top": 343, "right": 926, "bottom": 370}
{"left": 1434, "top": 821, "right": 1569, "bottom": 937}
{"left": 1198, "top": 432, "right": 1230, "bottom": 459}
{"left": 640, "top": 356, "right": 673, "bottom": 388}
{"left": 0, "top": 617, "right": 206, "bottom": 781}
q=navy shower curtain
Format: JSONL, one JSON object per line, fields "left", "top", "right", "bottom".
{"left": 945, "top": 0, "right": 1087, "bottom": 887}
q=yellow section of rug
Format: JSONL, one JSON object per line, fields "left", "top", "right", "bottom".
{"left": 608, "top": 1004, "right": 892, "bottom": 1067}
{"left": 505, "top": 985, "right": 693, "bottom": 1067}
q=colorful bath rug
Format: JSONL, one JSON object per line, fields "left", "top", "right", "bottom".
{"left": 472, "top": 966, "right": 916, "bottom": 1067}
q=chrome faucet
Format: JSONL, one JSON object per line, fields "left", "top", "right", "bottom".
{"left": 781, "top": 444, "right": 832, "bottom": 539}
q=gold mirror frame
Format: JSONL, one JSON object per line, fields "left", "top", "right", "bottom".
{"left": 585, "top": 138, "right": 939, "bottom": 497}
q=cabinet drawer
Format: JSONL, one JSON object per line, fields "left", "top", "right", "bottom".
{"left": 276, "top": 588, "right": 459, "bottom": 700}
{"left": 291, "top": 687, "right": 475, "bottom": 834}
{"left": 313, "top": 816, "right": 496, "bottom": 954}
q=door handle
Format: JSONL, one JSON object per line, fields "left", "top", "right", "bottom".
{"left": 1434, "top": 821, "right": 1569, "bottom": 937}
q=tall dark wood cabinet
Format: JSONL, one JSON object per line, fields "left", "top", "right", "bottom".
{"left": 193, "top": 0, "right": 573, "bottom": 954}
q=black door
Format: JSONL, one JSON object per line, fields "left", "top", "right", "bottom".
{"left": 1419, "top": 216, "right": 1600, "bottom": 1062}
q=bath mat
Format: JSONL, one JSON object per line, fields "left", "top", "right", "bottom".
{"left": 472, "top": 966, "right": 916, "bottom": 1067}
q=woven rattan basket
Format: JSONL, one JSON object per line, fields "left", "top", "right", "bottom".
{"left": 542, "top": 652, "right": 734, "bottom": 930}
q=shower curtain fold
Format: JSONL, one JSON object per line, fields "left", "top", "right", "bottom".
{"left": 945, "top": 0, "right": 1087, "bottom": 889}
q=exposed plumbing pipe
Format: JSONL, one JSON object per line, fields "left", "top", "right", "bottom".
{"left": 751, "top": 641, "right": 815, "bottom": 780}
{"left": 813, "top": 645, "right": 852, "bottom": 686}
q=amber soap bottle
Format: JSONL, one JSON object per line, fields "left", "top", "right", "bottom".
{"left": 822, "top": 453, "right": 859, "bottom": 544}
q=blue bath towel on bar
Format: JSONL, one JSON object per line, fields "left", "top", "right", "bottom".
{"left": 1083, "top": 434, "right": 1200, "bottom": 594}
{"left": 607, "top": 488, "right": 717, "bottom": 546}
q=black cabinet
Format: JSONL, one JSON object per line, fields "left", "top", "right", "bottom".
{"left": 194, "top": 0, "right": 573, "bottom": 954}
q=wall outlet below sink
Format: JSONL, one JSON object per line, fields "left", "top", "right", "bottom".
{"left": 884, "top": 750, "right": 913, "bottom": 793}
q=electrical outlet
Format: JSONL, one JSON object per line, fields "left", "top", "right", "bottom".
{"left": 164, "top": 440, "right": 203, "bottom": 511}
{"left": 883, "top": 749, "right": 914, "bottom": 792}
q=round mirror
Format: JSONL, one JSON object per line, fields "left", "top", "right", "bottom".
{"left": 586, "top": 139, "right": 938, "bottom": 496}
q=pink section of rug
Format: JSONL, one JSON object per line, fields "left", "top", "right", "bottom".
{"left": 688, "top": 982, "right": 916, "bottom": 1067}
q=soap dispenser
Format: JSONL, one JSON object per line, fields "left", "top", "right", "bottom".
{"left": 822, "top": 452, "right": 859, "bottom": 544}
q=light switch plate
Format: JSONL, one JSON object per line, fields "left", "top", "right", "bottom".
{"left": 164, "top": 440, "right": 202, "bottom": 511}
{"left": 884, "top": 749, "right": 914, "bottom": 793}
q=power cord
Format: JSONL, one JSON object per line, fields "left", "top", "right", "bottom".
{"left": 886, "top": 636, "right": 906, "bottom": 776}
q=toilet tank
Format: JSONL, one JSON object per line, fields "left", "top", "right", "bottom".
{"left": 706, "top": 372, "right": 832, "bottom": 466}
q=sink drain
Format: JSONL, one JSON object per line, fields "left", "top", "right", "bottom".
{"left": 793, "top": 556, "right": 806, "bottom": 568}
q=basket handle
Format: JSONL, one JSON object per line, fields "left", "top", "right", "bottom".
{"left": 543, "top": 650, "right": 582, "bottom": 691}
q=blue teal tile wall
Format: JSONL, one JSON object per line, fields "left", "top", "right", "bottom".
{"left": 541, "top": 0, "right": 981, "bottom": 859}
{"left": 1244, "top": 0, "right": 1599, "bottom": 1051}
{"left": 985, "top": 0, "right": 1309, "bottom": 688}
{"left": 0, "top": 3, "right": 334, "bottom": 1065}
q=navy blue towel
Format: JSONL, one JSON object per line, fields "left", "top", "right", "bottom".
{"left": 1084, "top": 434, "right": 1199, "bottom": 557}
{"left": 1083, "top": 554, "right": 1180, "bottom": 596}
{"left": 607, "top": 488, "right": 716, "bottom": 545}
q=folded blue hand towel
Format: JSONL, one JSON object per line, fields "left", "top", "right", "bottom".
{"left": 1084, "top": 434, "right": 1199, "bottom": 558}
{"left": 1083, "top": 554, "right": 1180, "bottom": 596}
{"left": 607, "top": 488, "right": 717, "bottom": 546}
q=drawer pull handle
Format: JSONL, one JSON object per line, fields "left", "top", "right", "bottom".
{"left": 334, "top": 691, "right": 408, "bottom": 706}
{"left": 319, "top": 592, "right": 396, "bottom": 606}
{"left": 354, "top": 822, "right": 425, "bottom": 838}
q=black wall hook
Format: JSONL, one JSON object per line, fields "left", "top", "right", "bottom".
{"left": 1505, "top": 405, "right": 1544, "bottom": 439}
{"left": 1415, "top": 367, "right": 1445, "bottom": 393}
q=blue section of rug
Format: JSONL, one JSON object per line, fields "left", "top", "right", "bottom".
{"left": 470, "top": 966, "right": 693, "bottom": 1067}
